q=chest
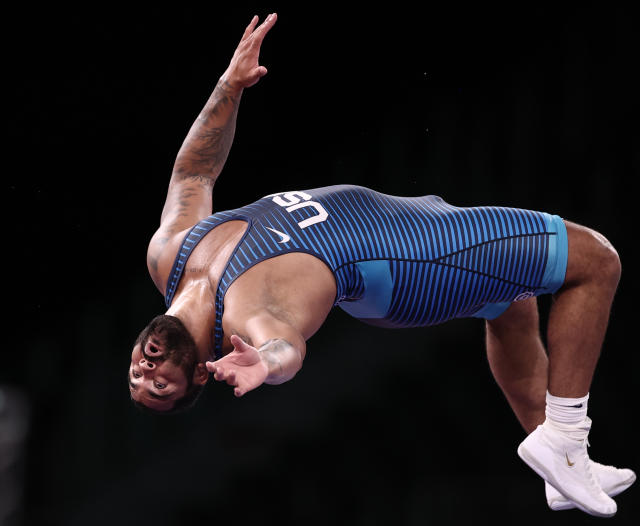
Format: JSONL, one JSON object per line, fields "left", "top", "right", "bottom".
{"left": 220, "top": 252, "right": 337, "bottom": 350}
{"left": 180, "top": 220, "right": 249, "bottom": 282}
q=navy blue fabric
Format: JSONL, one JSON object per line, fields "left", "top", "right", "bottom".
{"left": 165, "top": 185, "right": 560, "bottom": 358}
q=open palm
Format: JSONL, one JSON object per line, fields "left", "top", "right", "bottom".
{"left": 225, "top": 13, "right": 277, "bottom": 89}
{"left": 206, "top": 335, "right": 268, "bottom": 397}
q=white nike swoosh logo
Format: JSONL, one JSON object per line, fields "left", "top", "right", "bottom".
{"left": 265, "top": 227, "right": 291, "bottom": 243}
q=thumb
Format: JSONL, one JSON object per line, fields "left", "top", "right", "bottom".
{"left": 249, "top": 66, "right": 268, "bottom": 83}
{"left": 245, "top": 66, "right": 268, "bottom": 88}
{"left": 230, "top": 334, "right": 251, "bottom": 351}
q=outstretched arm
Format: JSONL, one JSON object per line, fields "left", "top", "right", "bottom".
{"left": 162, "top": 13, "right": 278, "bottom": 223}
{"left": 206, "top": 314, "right": 306, "bottom": 397}
{"left": 147, "top": 14, "right": 277, "bottom": 282}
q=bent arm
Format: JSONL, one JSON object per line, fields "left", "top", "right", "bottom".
{"left": 257, "top": 338, "right": 305, "bottom": 385}
{"left": 246, "top": 311, "right": 307, "bottom": 385}
{"left": 207, "top": 311, "right": 306, "bottom": 396}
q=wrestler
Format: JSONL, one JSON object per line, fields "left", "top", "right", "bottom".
{"left": 128, "top": 13, "right": 634, "bottom": 517}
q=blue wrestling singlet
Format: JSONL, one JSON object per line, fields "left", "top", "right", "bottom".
{"left": 164, "top": 185, "right": 568, "bottom": 359}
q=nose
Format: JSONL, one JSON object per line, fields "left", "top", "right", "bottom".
{"left": 145, "top": 341, "right": 164, "bottom": 357}
{"left": 139, "top": 358, "right": 156, "bottom": 370}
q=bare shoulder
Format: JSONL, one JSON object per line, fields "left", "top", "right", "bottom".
{"left": 146, "top": 225, "right": 193, "bottom": 294}
{"left": 147, "top": 219, "right": 250, "bottom": 297}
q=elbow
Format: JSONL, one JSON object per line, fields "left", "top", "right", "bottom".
{"left": 263, "top": 339, "right": 305, "bottom": 385}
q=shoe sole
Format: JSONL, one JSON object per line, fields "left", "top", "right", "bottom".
{"left": 549, "top": 471, "right": 636, "bottom": 511}
{"left": 518, "top": 442, "right": 617, "bottom": 518}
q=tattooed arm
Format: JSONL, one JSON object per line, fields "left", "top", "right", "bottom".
{"left": 160, "top": 77, "right": 242, "bottom": 227}
{"left": 147, "top": 14, "right": 277, "bottom": 285}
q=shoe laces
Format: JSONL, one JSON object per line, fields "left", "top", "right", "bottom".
{"left": 546, "top": 416, "right": 591, "bottom": 441}
{"left": 570, "top": 434, "right": 597, "bottom": 486}
{"left": 583, "top": 439, "right": 597, "bottom": 484}
{"left": 546, "top": 418, "right": 598, "bottom": 486}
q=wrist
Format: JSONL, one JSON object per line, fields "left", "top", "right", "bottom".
{"left": 219, "top": 71, "right": 246, "bottom": 95}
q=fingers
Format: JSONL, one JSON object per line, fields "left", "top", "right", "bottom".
{"left": 205, "top": 361, "right": 245, "bottom": 397}
{"left": 258, "top": 12, "right": 278, "bottom": 33}
{"left": 216, "top": 366, "right": 234, "bottom": 384}
{"left": 207, "top": 362, "right": 238, "bottom": 385}
{"left": 241, "top": 15, "right": 259, "bottom": 41}
{"left": 246, "top": 12, "right": 277, "bottom": 47}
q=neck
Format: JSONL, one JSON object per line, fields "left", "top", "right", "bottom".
{"left": 165, "top": 279, "right": 215, "bottom": 361}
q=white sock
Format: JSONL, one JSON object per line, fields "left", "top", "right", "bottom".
{"left": 545, "top": 391, "right": 589, "bottom": 426}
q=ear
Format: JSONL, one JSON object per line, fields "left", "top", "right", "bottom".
{"left": 193, "top": 363, "right": 209, "bottom": 386}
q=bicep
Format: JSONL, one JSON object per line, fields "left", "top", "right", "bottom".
{"left": 244, "top": 313, "right": 307, "bottom": 360}
{"left": 160, "top": 178, "right": 213, "bottom": 230}
{"left": 146, "top": 178, "right": 213, "bottom": 292}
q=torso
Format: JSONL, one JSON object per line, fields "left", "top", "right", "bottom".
{"left": 160, "top": 219, "right": 336, "bottom": 357}
{"left": 156, "top": 185, "right": 557, "bottom": 358}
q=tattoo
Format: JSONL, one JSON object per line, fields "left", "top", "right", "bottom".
{"left": 206, "top": 79, "right": 237, "bottom": 118}
{"left": 176, "top": 186, "right": 199, "bottom": 217}
{"left": 185, "top": 266, "right": 205, "bottom": 273}
{"left": 156, "top": 185, "right": 203, "bottom": 239}
{"left": 173, "top": 79, "right": 240, "bottom": 186}
{"left": 149, "top": 255, "right": 159, "bottom": 273}
{"left": 259, "top": 339, "right": 294, "bottom": 380}
{"left": 148, "top": 235, "right": 169, "bottom": 272}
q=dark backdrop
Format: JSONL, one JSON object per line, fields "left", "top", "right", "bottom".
{"left": 3, "top": 3, "right": 638, "bottom": 525}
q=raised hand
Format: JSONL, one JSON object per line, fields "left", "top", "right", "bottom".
{"left": 224, "top": 13, "right": 278, "bottom": 89}
{"left": 206, "top": 335, "right": 269, "bottom": 397}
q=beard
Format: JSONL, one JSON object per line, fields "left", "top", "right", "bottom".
{"left": 137, "top": 315, "right": 199, "bottom": 376}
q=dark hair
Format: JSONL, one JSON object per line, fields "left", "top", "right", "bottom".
{"left": 134, "top": 314, "right": 198, "bottom": 372}
{"left": 130, "top": 314, "right": 207, "bottom": 415}
{"left": 131, "top": 383, "right": 205, "bottom": 415}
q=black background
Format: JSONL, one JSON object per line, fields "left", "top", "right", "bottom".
{"left": 3, "top": 2, "right": 638, "bottom": 525}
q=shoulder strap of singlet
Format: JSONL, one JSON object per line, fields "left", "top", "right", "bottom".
{"left": 164, "top": 212, "right": 238, "bottom": 308}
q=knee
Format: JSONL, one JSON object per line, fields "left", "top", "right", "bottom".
{"left": 590, "top": 230, "right": 621, "bottom": 287}
{"left": 567, "top": 223, "right": 621, "bottom": 288}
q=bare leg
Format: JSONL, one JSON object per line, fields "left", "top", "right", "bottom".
{"left": 487, "top": 291, "right": 635, "bottom": 512}
{"left": 488, "top": 220, "right": 621, "bottom": 423}
{"left": 485, "top": 297, "right": 547, "bottom": 434}
{"left": 547, "top": 221, "right": 621, "bottom": 397}
{"left": 486, "top": 220, "right": 621, "bottom": 422}
{"left": 487, "top": 251, "right": 633, "bottom": 515}
{"left": 510, "top": 221, "right": 623, "bottom": 517}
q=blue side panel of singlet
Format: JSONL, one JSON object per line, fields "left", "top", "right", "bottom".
{"left": 164, "top": 185, "right": 557, "bottom": 359}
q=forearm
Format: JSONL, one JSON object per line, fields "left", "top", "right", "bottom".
{"left": 258, "top": 338, "right": 304, "bottom": 385}
{"left": 159, "top": 14, "right": 276, "bottom": 227}
{"left": 170, "top": 76, "right": 243, "bottom": 191}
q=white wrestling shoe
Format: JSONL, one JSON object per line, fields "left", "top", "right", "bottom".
{"left": 517, "top": 417, "right": 617, "bottom": 517}
{"left": 546, "top": 461, "right": 636, "bottom": 511}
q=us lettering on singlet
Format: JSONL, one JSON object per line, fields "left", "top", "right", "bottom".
{"left": 268, "top": 191, "right": 329, "bottom": 229}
